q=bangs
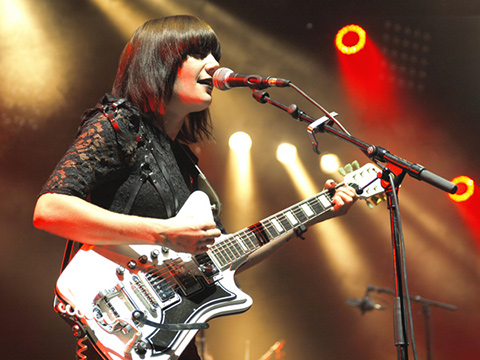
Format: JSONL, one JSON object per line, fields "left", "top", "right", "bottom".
{"left": 183, "top": 27, "right": 222, "bottom": 61}
{"left": 165, "top": 15, "right": 222, "bottom": 62}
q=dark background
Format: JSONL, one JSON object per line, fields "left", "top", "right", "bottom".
{"left": 1, "top": 1, "right": 479, "bottom": 359}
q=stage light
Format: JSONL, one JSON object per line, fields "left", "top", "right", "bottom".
{"left": 225, "top": 131, "right": 259, "bottom": 229}
{"left": 0, "top": 0, "right": 69, "bottom": 123}
{"left": 276, "top": 144, "right": 373, "bottom": 307}
{"left": 335, "top": 24, "right": 366, "bottom": 55}
{"left": 448, "top": 176, "right": 475, "bottom": 202}
{"left": 320, "top": 154, "right": 341, "bottom": 174}
{"left": 89, "top": 0, "right": 147, "bottom": 39}
{"left": 229, "top": 131, "right": 252, "bottom": 153}
{"left": 276, "top": 143, "right": 297, "bottom": 164}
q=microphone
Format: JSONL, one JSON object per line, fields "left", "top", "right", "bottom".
{"left": 212, "top": 67, "right": 291, "bottom": 91}
{"left": 346, "top": 296, "right": 386, "bottom": 315}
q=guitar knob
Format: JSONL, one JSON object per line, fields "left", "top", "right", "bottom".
{"left": 138, "top": 255, "right": 148, "bottom": 264}
{"left": 71, "top": 324, "right": 82, "bottom": 338}
{"left": 151, "top": 249, "right": 160, "bottom": 259}
{"left": 134, "top": 341, "right": 148, "bottom": 355}
{"left": 116, "top": 266, "right": 126, "bottom": 276}
{"left": 127, "top": 260, "right": 137, "bottom": 270}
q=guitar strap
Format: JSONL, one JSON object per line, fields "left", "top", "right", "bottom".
{"left": 180, "top": 145, "right": 222, "bottom": 218}
{"left": 58, "top": 97, "right": 222, "bottom": 273}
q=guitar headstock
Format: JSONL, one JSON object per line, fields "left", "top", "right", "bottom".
{"left": 338, "top": 161, "right": 386, "bottom": 208}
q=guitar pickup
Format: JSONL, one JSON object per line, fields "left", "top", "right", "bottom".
{"left": 164, "top": 258, "right": 203, "bottom": 297}
{"left": 143, "top": 271, "right": 180, "bottom": 308}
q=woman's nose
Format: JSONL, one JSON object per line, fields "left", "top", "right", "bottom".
{"left": 205, "top": 54, "right": 220, "bottom": 75}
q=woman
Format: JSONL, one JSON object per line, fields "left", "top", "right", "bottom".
{"left": 33, "top": 15, "right": 356, "bottom": 360}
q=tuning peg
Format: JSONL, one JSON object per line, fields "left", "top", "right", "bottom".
{"left": 344, "top": 163, "right": 353, "bottom": 173}
{"left": 365, "top": 194, "right": 386, "bottom": 209}
{"left": 351, "top": 160, "right": 360, "bottom": 170}
{"left": 338, "top": 167, "right": 346, "bottom": 176}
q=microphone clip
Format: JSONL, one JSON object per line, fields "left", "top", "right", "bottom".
{"left": 307, "top": 112, "right": 338, "bottom": 154}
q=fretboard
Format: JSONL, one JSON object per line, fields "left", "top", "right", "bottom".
{"left": 207, "top": 189, "right": 334, "bottom": 270}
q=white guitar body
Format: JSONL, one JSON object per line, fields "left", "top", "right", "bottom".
{"left": 56, "top": 191, "right": 252, "bottom": 360}
{"left": 55, "top": 163, "right": 383, "bottom": 360}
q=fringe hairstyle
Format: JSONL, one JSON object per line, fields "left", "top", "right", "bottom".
{"left": 112, "top": 15, "right": 222, "bottom": 143}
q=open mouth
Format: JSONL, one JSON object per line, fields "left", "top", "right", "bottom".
{"left": 197, "top": 78, "right": 213, "bottom": 90}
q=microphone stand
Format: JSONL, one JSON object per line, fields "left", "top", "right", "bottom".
{"left": 251, "top": 89, "right": 457, "bottom": 360}
{"left": 367, "top": 285, "right": 457, "bottom": 360}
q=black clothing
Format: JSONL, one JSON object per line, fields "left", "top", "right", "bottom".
{"left": 42, "top": 94, "right": 203, "bottom": 360}
{"left": 41, "top": 94, "right": 198, "bottom": 218}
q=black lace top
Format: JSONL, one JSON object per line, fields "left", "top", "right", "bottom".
{"left": 42, "top": 95, "right": 207, "bottom": 359}
{"left": 40, "top": 94, "right": 198, "bottom": 219}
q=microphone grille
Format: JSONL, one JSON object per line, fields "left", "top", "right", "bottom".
{"left": 213, "top": 67, "right": 233, "bottom": 91}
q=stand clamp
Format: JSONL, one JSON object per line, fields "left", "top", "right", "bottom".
{"left": 307, "top": 112, "right": 338, "bottom": 154}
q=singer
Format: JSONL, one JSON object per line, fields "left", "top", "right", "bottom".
{"left": 33, "top": 15, "right": 357, "bottom": 360}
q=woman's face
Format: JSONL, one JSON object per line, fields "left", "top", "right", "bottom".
{"left": 169, "top": 53, "right": 220, "bottom": 115}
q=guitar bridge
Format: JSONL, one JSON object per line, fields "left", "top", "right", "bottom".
{"left": 93, "top": 283, "right": 141, "bottom": 335}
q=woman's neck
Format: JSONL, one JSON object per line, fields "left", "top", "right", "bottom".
{"left": 155, "top": 107, "right": 188, "bottom": 141}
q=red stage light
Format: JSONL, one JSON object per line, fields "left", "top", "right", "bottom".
{"left": 448, "top": 176, "right": 475, "bottom": 202}
{"left": 335, "top": 24, "right": 366, "bottom": 55}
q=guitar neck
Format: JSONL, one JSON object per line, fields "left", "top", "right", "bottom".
{"left": 207, "top": 188, "right": 334, "bottom": 270}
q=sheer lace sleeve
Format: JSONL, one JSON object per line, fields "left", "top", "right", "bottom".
{"left": 40, "top": 104, "right": 139, "bottom": 200}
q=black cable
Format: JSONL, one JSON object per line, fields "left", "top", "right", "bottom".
{"left": 387, "top": 173, "right": 418, "bottom": 360}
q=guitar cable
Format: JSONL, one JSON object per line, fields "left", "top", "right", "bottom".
{"left": 76, "top": 336, "right": 88, "bottom": 360}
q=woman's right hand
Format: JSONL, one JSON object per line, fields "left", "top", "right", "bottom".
{"left": 154, "top": 215, "right": 221, "bottom": 254}
{"left": 33, "top": 193, "right": 221, "bottom": 253}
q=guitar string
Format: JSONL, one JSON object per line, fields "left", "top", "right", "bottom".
{"left": 208, "top": 190, "right": 332, "bottom": 266}
{"left": 137, "top": 188, "right": 334, "bottom": 293}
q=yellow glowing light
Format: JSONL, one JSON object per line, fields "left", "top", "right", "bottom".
{"left": 320, "top": 154, "right": 341, "bottom": 174}
{"left": 335, "top": 24, "right": 367, "bottom": 55}
{"left": 0, "top": 0, "right": 69, "bottom": 117}
{"left": 229, "top": 132, "right": 252, "bottom": 153}
{"left": 276, "top": 143, "right": 297, "bottom": 164}
{"left": 225, "top": 136, "right": 258, "bottom": 228}
{"left": 0, "top": 0, "right": 26, "bottom": 25}
{"left": 277, "top": 150, "right": 373, "bottom": 291}
{"left": 89, "top": 0, "right": 147, "bottom": 39}
{"left": 448, "top": 176, "right": 475, "bottom": 202}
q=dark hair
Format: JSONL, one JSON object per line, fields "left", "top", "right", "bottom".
{"left": 112, "top": 15, "right": 222, "bottom": 143}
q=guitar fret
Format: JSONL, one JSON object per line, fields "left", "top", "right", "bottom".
{"left": 221, "top": 240, "right": 238, "bottom": 261}
{"left": 292, "top": 206, "right": 308, "bottom": 223}
{"left": 270, "top": 218, "right": 284, "bottom": 233}
{"left": 246, "top": 231, "right": 260, "bottom": 249}
{"left": 226, "top": 238, "right": 244, "bottom": 258}
{"left": 300, "top": 202, "right": 314, "bottom": 217}
{"left": 248, "top": 223, "right": 268, "bottom": 245}
{"left": 262, "top": 220, "right": 279, "bottom": 239}
{"left": 279, "top": 214, "right": 293, "bottom": 231}
{"left": 238, "top": 230, "right": 257, "bottom": 252}
{"left": 204, "top": 164, "right": 380, "bottom": 273}
{"left": 211, "top": 245, "right": 229, "bottom": 268}
{"left": 285, "top": 211, "right": 298, "bottom": 226}
{"left": 234, "top": 235, "right": 249, "bottom": 252}
{"left": 309, "top": 196, "right": 325, "bottom": 214}
{"left": 210, "top": 191, "right": 334, "bottom": 271}
{"left": 318, "top": 193, "right": 333, "bottom": 209}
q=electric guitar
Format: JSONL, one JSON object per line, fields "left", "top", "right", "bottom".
{"left": 55, "top": 162, "right": 384, "bottom": 360}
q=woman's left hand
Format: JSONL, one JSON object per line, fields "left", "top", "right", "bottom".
{"left": 324, "top": 179, "right": 358, "bottom": 216}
